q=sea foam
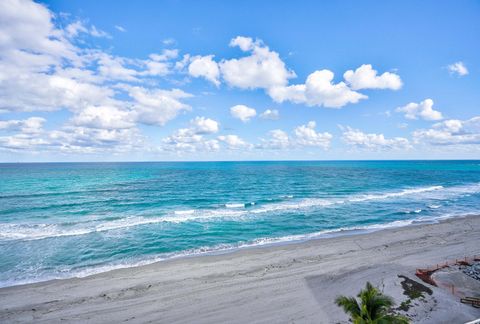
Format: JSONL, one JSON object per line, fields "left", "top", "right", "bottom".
{"left": 1, "top": 183, "right": 478, "bottom": 242}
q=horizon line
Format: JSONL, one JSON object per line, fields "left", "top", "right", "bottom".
{"left": 1, "top": 159, "right": 479, "bottom": 164}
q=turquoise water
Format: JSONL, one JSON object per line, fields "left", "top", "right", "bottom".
{"left": 1, "top": 160, "right": 479, "bottom": 287}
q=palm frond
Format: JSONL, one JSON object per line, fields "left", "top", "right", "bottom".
{"left": 335, "top": 295, "right": 361, "bottom": 317}
{"left": 335, "top": 282, "right": 410, "bottom": 323}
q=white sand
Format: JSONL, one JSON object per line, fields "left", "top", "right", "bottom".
{"left": 1, "top": 215, "right": 480, "bottom": 323}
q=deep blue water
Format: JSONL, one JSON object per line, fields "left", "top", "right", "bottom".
{"left": 0, "top": 160, "right": 479, "bottom": 287}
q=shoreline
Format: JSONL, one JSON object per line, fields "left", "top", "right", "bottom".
{"left": 0, "top": 212, "right": 470, "bottom": 289}
{"left": 1, "top": 214, "right": 479, "bottom": 323}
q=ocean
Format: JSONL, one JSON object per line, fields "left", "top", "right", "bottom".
{"left": 0, "top": 160, "right": 479, "bottom": 287}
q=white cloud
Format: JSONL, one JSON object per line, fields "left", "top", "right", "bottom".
{"left": 0, "top": 122, "right": 145, "bottom": 154}
{"left": 259, "top": 109, "right": 280, "bottom": 120}
{"left": 190, "top": 116, "right": 219, "bottom": 134}
{"left": 65, "top": 21, "right": 88, "bottom": 38}
{"left": 220, "top": 36, "right": 295, "bottom": 90}
{"left": 258, "top": 121, "right": 332, "bottom": 150}
{"left": 115, "top": 25, "right": 126, "bottom": 32}
{"left": 343, "top": 64, "right": 402, "bottom": 90}
{"left": 142, "top": 60, "right": 170, "bottom": 76}
{"left": 181, "top": 37, "right": 400, "bottom": 110}
{"left": 89, "top": 25, "right": 110, "bottom": 38}
{"left": 0, "top": 117, "right": 46, "bottom": 134}
{"left": 269, "top": 70, "right": 367, "bottom": 108}
{"left": 96, "top": 53, "right": 139, "bottom": 81}
{"left": 162, "top": 117, "right": 220, "bottom": 152}
{"left": 46, "top": 126, "right": 145, "bottom": 154}
{"left": 149, "top": 49, "right": 179, "bottom": 62}
{"left": 0, "top": 72, "right": 116, "bottom": 112}
{"left": 218, "top": 135, "right": 251, "bottom": 149}
{"left": 0, "top": 0, "right": 201, "bottom": 157}
{"left": 140, "top": 50, "right": 179, "bottom": 76}
{"left": 396, "top": 99, "right": 443, "bottom": 121}
{"left": 0, "top": 2, "right": 415, "bottom": 158}
{"left": 294, "top": 121, "right": 332, "bottom": 149}
{"left": 258, "top": 129, "right": 290, "bottom": 149}
{"left": 188, "top": 55, "right": 220, "bottom": 86}
{"left": 162, "top": 38, "right": 175, "bottom": 46}
{"left": 0, "top": 0, "right": 78, "bottom": 63}
{"left": 342, "top": 127, "right": 410, "bottom": 150}
{"left": 71, "top": 105, "right": 135, "bottom": 129}
{"left": 65, "top": 21, "right": 110, "bottom": 39}
{"left": 174, "top": 54, "right": 191, "bottom": 71}
{"left": 230, "top": 104, "right": 257, "bottom": 122}
{"left": 447, "top": 61, "right": 468, "bottom": 76}
{"left": 126, "top": 86, "right": 192, "bottom": 126}
{"left": 413, "top": 116, "right": 480, "bottom": 145}
{"left": 229, "top": 36, "right": 255, "bottom": 51}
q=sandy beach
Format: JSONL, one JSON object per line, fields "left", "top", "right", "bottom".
{"left": 1, "top": 215, "right": 479, "bottom": 323}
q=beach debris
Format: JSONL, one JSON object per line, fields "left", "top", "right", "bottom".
{"left": 461, "top": 262, "right": 480, "bottom": 281}
{"left": 460, "top": 296, "right": 480, "bottom": 308}
{"left": 415, "top": 255, "right": 480, "bottom": 287}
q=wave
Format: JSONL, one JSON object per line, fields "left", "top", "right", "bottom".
{"left": 225, "top": 203, "right": 246, "bottom": 208}
{"left": 250, "top": 185, "right": 444, "bottom": 214}
{"left": 0, "top": 216, "right": 169, "bottom": 241}
{"left": 1, "top": 212, "right": 470, "bottom": 288}
{"left": 1, "top": 183, "right": 479, "bottom": 242}
{"left": 347, "top": 186, "right": 443, "bottom": 203}
{"left": 173, "top": 209, "right": 195, "bottom": 215}
{"left": 404, "top": 209, "right": 423, "bottom": 214}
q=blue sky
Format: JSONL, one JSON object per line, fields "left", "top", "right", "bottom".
{"left": 0, "top": 0, "right": 479, "bottom": 161}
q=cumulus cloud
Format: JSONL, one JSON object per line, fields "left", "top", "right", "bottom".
{"left": 294, "top": 121, "right": 332, "bottom": 149}
{"left": 96, "top": 53, "right": 139, "bottom": 81}
{"left": 342, "top": 127, "right": 410, "bottom": 150}
{"left": 259, "top": 109, "right": 280, "bottom": 120}
{"left": 0, "top": 0, "right": 78, "bottom": 64}
{"left": 230, "top": 105, "right": 257, "bottom": 122}
{"left": 180, "top": 36, "right": 402, "bottom": 111}
{"left": 218, "top": 135, "right": 252, "bottom": 149}
{"left": 184, "top": 37, "right": 401, "bottom": 109}
{"left": 0, "top": 0, "right": 197, "bottom": 155}
{"left": 258, "top": 121, "right": 332, "bottom": 150}
{"left": 0, "top": 1, "right": 186, "bottom": 112}
{"left": 258, "top": 129, "right": 290, "bottom": 149}
{"left": 413, "top": 116, "right": 480, "bottom": 145}
{"left": 190, "top": 116, "right": 219, "bottom": 134}
{"left": 447, "top": 61, "right": 468, "bottom": 76}
{"left": 220, "top": 36, "right": 295, "bottom": 90}
{"left": 126, "top": 86, "right": 192, "bottom": 126}
{"left": 269, "top": 70, "right": 367, "bottom": 108}
{"left": 396, "top": 99, "right": 443, "bottom": 121}
{"left": 162, "top": 117, "right": 220, "bottom": 153}
{"left": 0, "top": 2, "right": 413, "bottom": 157}
{"left": 71, "top": 106, "right": 135, "bottom": 129}
{"left": 0, "top": 122, "right": 145, "bottom": 154}
{"left": 0, "top": 117, "right": 46, "bottom": 134}
{"left": 343, "top": 64, "right": 402, "bottom": 90}
{"left": 149, "top": 49, "right": 179, "bottom": 62}
{"left": 188, "top": 55, "right": 220, "bottom": 86}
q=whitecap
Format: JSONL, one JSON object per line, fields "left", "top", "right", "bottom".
{"left": 174, "top": 209, "right": 195, "bottom": 215}
{"left": 225, "top": 203, "right": 245, "bottom": 208}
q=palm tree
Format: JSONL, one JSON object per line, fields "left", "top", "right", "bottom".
{"left": 335, "top": 282, "right": 409, "bottom": 323}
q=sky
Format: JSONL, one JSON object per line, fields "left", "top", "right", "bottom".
{"left": 0, "top": 0, "right": 479, "bottom": 162}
